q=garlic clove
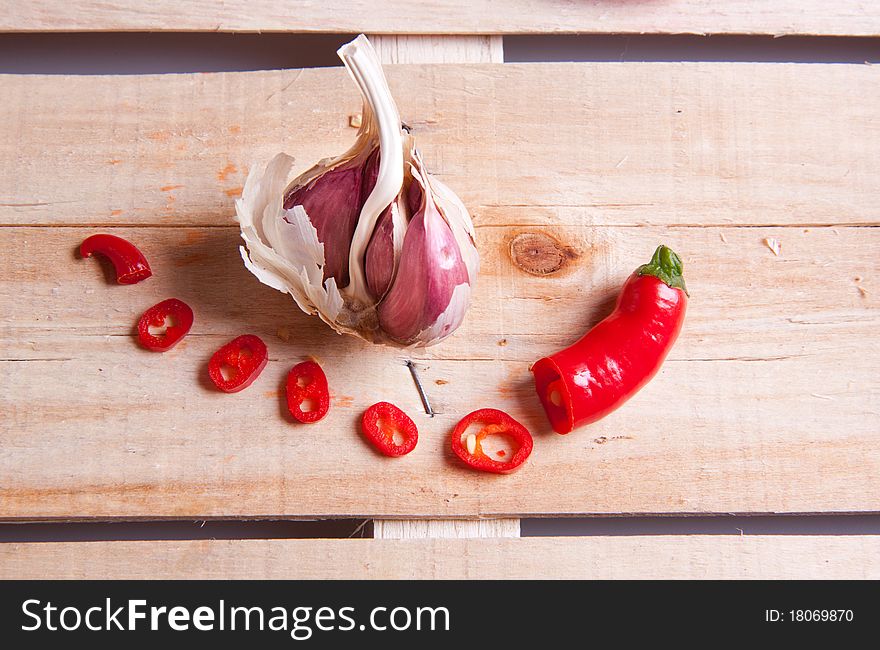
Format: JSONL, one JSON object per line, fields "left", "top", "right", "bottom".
{"left": 428, "top": 174, "right": 480, "bottom": 285}
{"left": 364, "top": 203, "right": 398, "bottom": 299}
{"left": 363, "top": 146, "right": 411, "bottom": 300}
{"left": 359, "top": 146, "right": 381, "bottom": 205}
{"left": 282, "top": 159, "right": 366, "bottom": 287}
{"left": 377, "top": 167, "right": 470, "bottom": 345}
{"left": 361, "top": 146, "right": 405, "bottom": 300}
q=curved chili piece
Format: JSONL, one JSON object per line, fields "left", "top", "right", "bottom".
{"left": 361, "top": 402, "right": 418, "bottom": 457}
{"left": 451, "top": 408, "right": 533, "bottom": 474}
{"left": 137, "top": 298, "right": 194, "bottom": 352}
{"left": 532, "top": 245, "right": 688, "bottom": 434}
{"left": 286, "top": 360, "right": 330, "bottom": 423}
{"left": 80, "top": 234, "right": 152, "bottom": 285}
{"left": 208, "top": 334, "right": 268, "bottom": 393}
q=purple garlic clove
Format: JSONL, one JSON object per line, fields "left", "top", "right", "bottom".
{"left": 364, "top": 204, "right": 398, "bottom": 299}
{"left": 377, "top": 176, "right": 470, "bottom": 344}
{"left": 283, "top": 162, "right": 365, "bottom": 287}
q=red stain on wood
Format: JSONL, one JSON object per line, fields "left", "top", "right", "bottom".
{"left": 263, "top": 390, "right": 279, "bottom": 398}
{"left": 107, "top": 159, "right": 122, "bottom": 165}
{"left": 496, "top": 384, "right": 514, "bottom": 396}
{"left": 173, "top": 253, "right": 208, "bottom": 267}
{"left": 333, "top": 395, "right": 354, "bottom": 408}
{"left": 224, "top": 186, "right": 243, "bottom": 198}
{"left": 217, "top": 163, "right": 238, "bottom": 182}
{"left": 228, "top": 125, "right": 242, "bottom": 134}
{"left": 161, "top": 184, "right": 184, "bottom": 192}
{"left": 495, "top": 376, "right": 524, "bottom": 398}
{"left": 147, "top": 131, "right": 171, "bottom": 142}
{"left": 184, "top": 231, "right": 206, "bottom": 245}
{"left": 110, "top": 209, "right": 123, "bottom": 217}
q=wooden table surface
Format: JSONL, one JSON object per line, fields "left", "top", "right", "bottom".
{"left": 2, "top": 62, "right": 877, "bottom": 520}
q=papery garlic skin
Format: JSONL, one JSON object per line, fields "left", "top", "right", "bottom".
{"left": 237, "top": 153, "right": 345, "bottom": 331}
{"left": 235, "top": 34, "right": 478, "bottom": 347}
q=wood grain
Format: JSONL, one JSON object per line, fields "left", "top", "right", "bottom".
{"left": 3, "top": 536, "right": 878, "bottom": 579}
{"left": 2, "top": 64, "right": 877, "bottom": 228}
{"left": 1, "top": 1, "right": 878, "bottom": 36}
{"left": 1, "top": 63, "right": 878, "bottom": 520}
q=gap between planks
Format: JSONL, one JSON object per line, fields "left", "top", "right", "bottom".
{"left": 371, "top": 33, "right": 509, "bottom": 541}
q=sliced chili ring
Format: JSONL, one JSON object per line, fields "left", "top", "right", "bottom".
{"left": 286, "top": 360, "right": 330, "bottom": 423}
{"left": 361, "top": 402, "right": 418, "bottom": 457}
{"left": 80, "top": 233, "right": 152, "bottom": 285}
{"left": 451, "top": 408, "right": 533, "bottom": 474}
{"left": 136, "top": 298, "right": 194, "bottom": 352}
{"left": 208, "top": 334, "right": 268, "bottom": 393}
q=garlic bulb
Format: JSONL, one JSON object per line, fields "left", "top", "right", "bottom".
{"left": 236, "top": 34, "right": 479, "bottom": 347}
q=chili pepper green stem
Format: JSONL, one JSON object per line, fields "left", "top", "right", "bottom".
{"left": 636, "top": 245, "right": 688, "bottom": 295}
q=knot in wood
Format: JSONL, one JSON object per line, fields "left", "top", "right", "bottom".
{"left": 509, "top": 232, "right": 578, "bottom": 276}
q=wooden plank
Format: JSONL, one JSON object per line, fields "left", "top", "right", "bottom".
{"left": 2, "top": 536, "right": 878, "bottom": 579}
{"left": 3, "top": 225, "right": 876, "bottom": 363}
{"left": 2, "top": 64, "right": 878, "bottom": 228}
{"left": 1, "top": 225, "right": 877, "bottom": 519}
{"left": 1, "top": 1, "right": 878, "bottom": 36}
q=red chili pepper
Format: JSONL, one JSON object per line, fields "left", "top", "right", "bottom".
{"left": 208, "top": 334, "right": 268, "bottom": 393}
{"left": 286, "top": 360, "right": 330, "bottom": 423}
{"left": 137, "top": 298, "right": 194, "bottom": 352}
{"left": 80, "top": 234, "right": 152, "bottom": 285}
{"left": 361, "top": 402, "right": 418, "bottom": 457}
{"left": 532, "top": 245, "right": 688, "bottom": 434}
{"left": 451, "top": 408, "right": 533, "bottom": 474}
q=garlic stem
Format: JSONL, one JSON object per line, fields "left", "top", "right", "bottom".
{"left": 337, "top": 35, "right": 404, "bottom": 306}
